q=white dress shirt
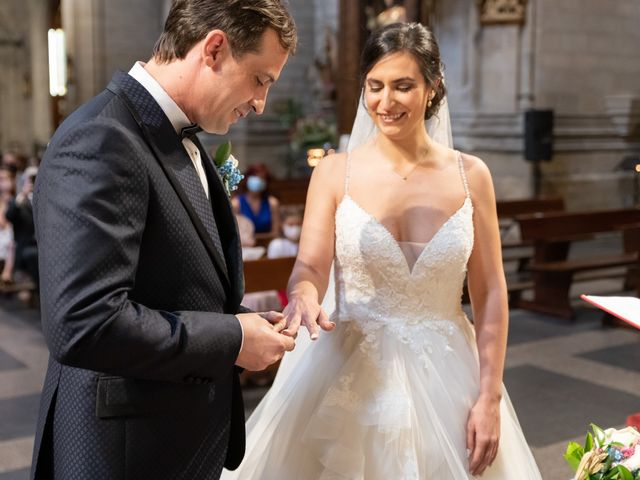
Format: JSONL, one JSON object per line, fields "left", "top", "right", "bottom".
{"left": 128, "top": 62, "right": 209, "bottom": 198}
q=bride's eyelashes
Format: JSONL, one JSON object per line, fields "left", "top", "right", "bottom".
{"left": 368, "top": 84, "right": 415, "bottom": 93}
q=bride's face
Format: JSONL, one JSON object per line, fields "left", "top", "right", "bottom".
{"left": 364, "top": 51, "right": 430, "bottom": 140}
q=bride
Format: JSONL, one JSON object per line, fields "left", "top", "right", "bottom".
{"left": 223, "top": 22, "right": 542, "bottom": 479}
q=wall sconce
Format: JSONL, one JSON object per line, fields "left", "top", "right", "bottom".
{"left": 307, "top": 148, "right": 325, "bottom": 168}
{"left": 48, "top": 28, "right": 67, "bottom": 97}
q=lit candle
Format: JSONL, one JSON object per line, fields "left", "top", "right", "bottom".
{"left": 307, "top": 148, "right": 325, "bottom": 167}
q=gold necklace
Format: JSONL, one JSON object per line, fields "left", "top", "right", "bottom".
{"left": 389, "top": 155, "right": 427, "bottom": 180}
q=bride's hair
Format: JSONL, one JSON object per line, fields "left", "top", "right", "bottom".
{"left": 360, "top": 22, "right": 446, "bottom": 120}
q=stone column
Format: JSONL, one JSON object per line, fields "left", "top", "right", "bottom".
{"left": 29, "top": 0, "right": 54, "bottom": 150}
{"left": 61, "top": 0, "right": 105, "bottom": 113}
{"left": 0, "top": 0, "right": 30, "bottom": 152}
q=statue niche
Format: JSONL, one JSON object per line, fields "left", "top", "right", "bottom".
{"left": 476, "top": 0, "right": 527, "bottom": 25}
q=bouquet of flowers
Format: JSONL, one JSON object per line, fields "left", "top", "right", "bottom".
{"left": 214, "top": 141, "right": 243, "bottom": 196}
{"left": 564, "top": 424, "right": 640, "bottom": 480}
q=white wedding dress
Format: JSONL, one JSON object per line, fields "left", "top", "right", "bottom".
{"left": 223, "top": 153, "right": 542, "bottom": 479}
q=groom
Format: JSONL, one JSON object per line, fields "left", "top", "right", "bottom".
{"left": 30, "top": 1, "right": 296, "bottom": 479}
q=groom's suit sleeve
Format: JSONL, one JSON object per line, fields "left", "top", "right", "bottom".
{"left": 34, "top": 117, "right": 243, "bottom": 384}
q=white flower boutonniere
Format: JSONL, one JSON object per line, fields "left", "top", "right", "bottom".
{"left": 214, "top": 141, "right": 243, "bottom": 197}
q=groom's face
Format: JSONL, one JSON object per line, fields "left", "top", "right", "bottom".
{"left": 197, "top": 28, "right": 289, "bottom": 134}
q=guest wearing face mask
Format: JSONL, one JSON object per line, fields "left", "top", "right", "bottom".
{"left": 231, "top": 163, "right": 281, "bottom": 239}
{"left": 267, "top": 207, "right": 302, "bottom": 259}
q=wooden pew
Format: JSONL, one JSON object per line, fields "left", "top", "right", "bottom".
{"left": 498, "top": 197, "right": 565, "bottom": 262}
{"left": 514, "top": 208, "right": 640, "bottom": 319}
{"left": 243, "top": 256, "right": 296, "bottom": 294}
{"left": 494, "top": 198, "right": 566, "bottom": 304}
{"left": 496, "top": 197, "right": 565, "bottom": 219}
{"left": 241, "top": 256, "right": 297, "bottom": 387}
{"left": 269, "top": 178, "right": 309, "bottom": 206}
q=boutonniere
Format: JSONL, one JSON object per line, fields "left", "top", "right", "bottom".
{"left": 214, "top": 141, "right": 243, "bottom": 197}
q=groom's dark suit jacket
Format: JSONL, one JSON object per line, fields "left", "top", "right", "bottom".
{"left": 31, "top": 71, "right": 247, "bottom": 480}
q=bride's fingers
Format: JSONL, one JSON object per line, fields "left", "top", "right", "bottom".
{"left": 317, "top": 308, "right": 335, "bottom": 332}
{"left": 468, "top": 430, "right": 488, "bottom": 475}
{"left": 282, "top": 311, "right": 302, "bottom": 337}
{"left": 302, "top": 311, "right": 320, "bottom": 340}
{"left": 482, "top": 440, "right": 499, "bottom": 473}
{"left": 465, "top": 422, "right": 475, "bottom": 464}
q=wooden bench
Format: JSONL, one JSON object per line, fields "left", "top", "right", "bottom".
{"left": 497, "top": 197, "right": 565, "bottom": 263}
{"left": 270, "top": 178, "right": 309, "bottom": 206}
{"left": 514, "top": 208, "right": 640, "bottom": 319}
{"left": 243, "top": 256, "right": 296, "bottom": 294}
{"left": 241, "top": 256, "right": 297, "bottom": 387}
{"left": 491, "top": 198, "right": 566, "bottom": 302}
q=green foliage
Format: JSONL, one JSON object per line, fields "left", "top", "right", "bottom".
{"left": 214, "top": 141, "right": 232, "bottom": 167}
{"left": 290, "top": 116, "right": 337, "bottom": 151}
{"left": 565, "top": 441, "right": 585, "bottom": 470}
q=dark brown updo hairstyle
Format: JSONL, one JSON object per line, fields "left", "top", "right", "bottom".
{"left": 360, "top": 22, "right": 446, "bottom": 120}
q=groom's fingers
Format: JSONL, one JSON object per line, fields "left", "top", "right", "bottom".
{"left": 259, "top": 311, "right": 286, "bottom": 331}
{"left": 317, "top": 308, "right": 335, "bottom": 332}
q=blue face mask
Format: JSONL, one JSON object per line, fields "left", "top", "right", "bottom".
{"left": 247, "top": 175, "right": 266, "bottom": 193}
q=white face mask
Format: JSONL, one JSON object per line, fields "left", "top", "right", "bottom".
{"left": 282, "top": 225, "right": 301, "bottom": 241}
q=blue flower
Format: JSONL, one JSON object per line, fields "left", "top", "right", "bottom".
{"left": 213, "top": 141, "right": 243, "bottom": 197}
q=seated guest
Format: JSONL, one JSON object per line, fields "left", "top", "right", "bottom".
{"left": 231, "top": 163, "right": 280, "bottom": 238}
{"left": 235, "top": 213, "right": 265, "bottom": 261}
{"left": 5, "top": 166, "right": 38, "bottom": 290}
{"left": 267, "top": 206, "right": 303, "bottom": 259}
{"left": 0, "top": 166, "right": 15, "bottom": 284}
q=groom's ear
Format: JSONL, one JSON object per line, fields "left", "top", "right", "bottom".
{"left": 202, "top": 30, "right": 228, "bottom": 68}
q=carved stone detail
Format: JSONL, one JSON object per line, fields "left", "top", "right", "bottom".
{"left": 476, "top": 0, "right": 527, "bottom": 25}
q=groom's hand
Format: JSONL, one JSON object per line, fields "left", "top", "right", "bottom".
{"left": 235, "top": 313, "right": 295, "bottom": 371}
{"left": 258, "top": 311, "right": 287, "bottom": 333}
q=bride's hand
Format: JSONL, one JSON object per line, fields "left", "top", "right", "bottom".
{"left": 281, "top": 295, "right": 335, "bottom": 340}
{"left": 466, "top": 395, "right": 501, "bottom": 476}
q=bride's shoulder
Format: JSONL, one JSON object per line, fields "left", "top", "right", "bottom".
{"left": 458, "top": 151, "right": 491, "bottom": 180}
{"left": 309, "top": 151, "right": 348, "bottom": 193}
{"left": 457, "top": 151, "right": 495, "bottom": 198}
{"left": 313, "top": 151, "right": 348, "bottom": 177}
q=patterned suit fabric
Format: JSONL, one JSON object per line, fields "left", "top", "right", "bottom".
{"left": 31, "top": 71, "right": 246, "bottom": 480}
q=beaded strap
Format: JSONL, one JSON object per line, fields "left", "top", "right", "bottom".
{"left": 457, "top": 151, "right": 470, "bottom": 199}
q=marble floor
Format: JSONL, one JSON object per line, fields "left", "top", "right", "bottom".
{"left": 0, "top": 295, "right": 638, "bottom": 480}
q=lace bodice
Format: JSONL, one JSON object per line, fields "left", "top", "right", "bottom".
{"left": 332, "top": 152, "right": 474, "bottom": 359}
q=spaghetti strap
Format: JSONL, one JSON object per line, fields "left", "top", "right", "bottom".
{"left": 343, "top": 151, "right": 352, "bottom": 196}
{"left": 457, "top": 151, "right": 470, "bottom": 200}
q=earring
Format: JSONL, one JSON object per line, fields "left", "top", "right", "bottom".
{"left": 428, "top": 91, "right": 436, "bottom": 108}
{"left": 428, "top": 98, "right": 433, "bottom": 108}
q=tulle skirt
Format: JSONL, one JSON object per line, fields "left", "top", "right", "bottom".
{"left": 222, "top": 313, "right": 542, "bottom": 479}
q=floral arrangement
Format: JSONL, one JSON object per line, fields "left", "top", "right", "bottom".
{"left": 290, "top": 116, "right": 337, "bottom": 152}
{"left": 564, "top": 424, "right": 640, "bottom": 480}
{"left": 214, "top": 141, "right": 243, "bottom": 196}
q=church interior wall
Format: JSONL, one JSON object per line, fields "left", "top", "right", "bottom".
{"left": 0, "top": 0, "right": 637, "bottom": 209}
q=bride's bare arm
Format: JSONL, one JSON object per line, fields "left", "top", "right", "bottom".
{"left": 282, "top": 153, "right": 345, "bottom": 339}
{"left": 464, "top": 154, "right": 509, "bottom": 476}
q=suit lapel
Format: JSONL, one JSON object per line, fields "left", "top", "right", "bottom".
{"left": 193, "top": 137, "right": 245, "bottom": 307}
{"left": 106, "top": 72, "right": 231, "bottom": 289}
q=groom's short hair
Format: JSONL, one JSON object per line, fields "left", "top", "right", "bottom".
{"left": 153, "top": 0, "right": 297, "bottom": 63}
